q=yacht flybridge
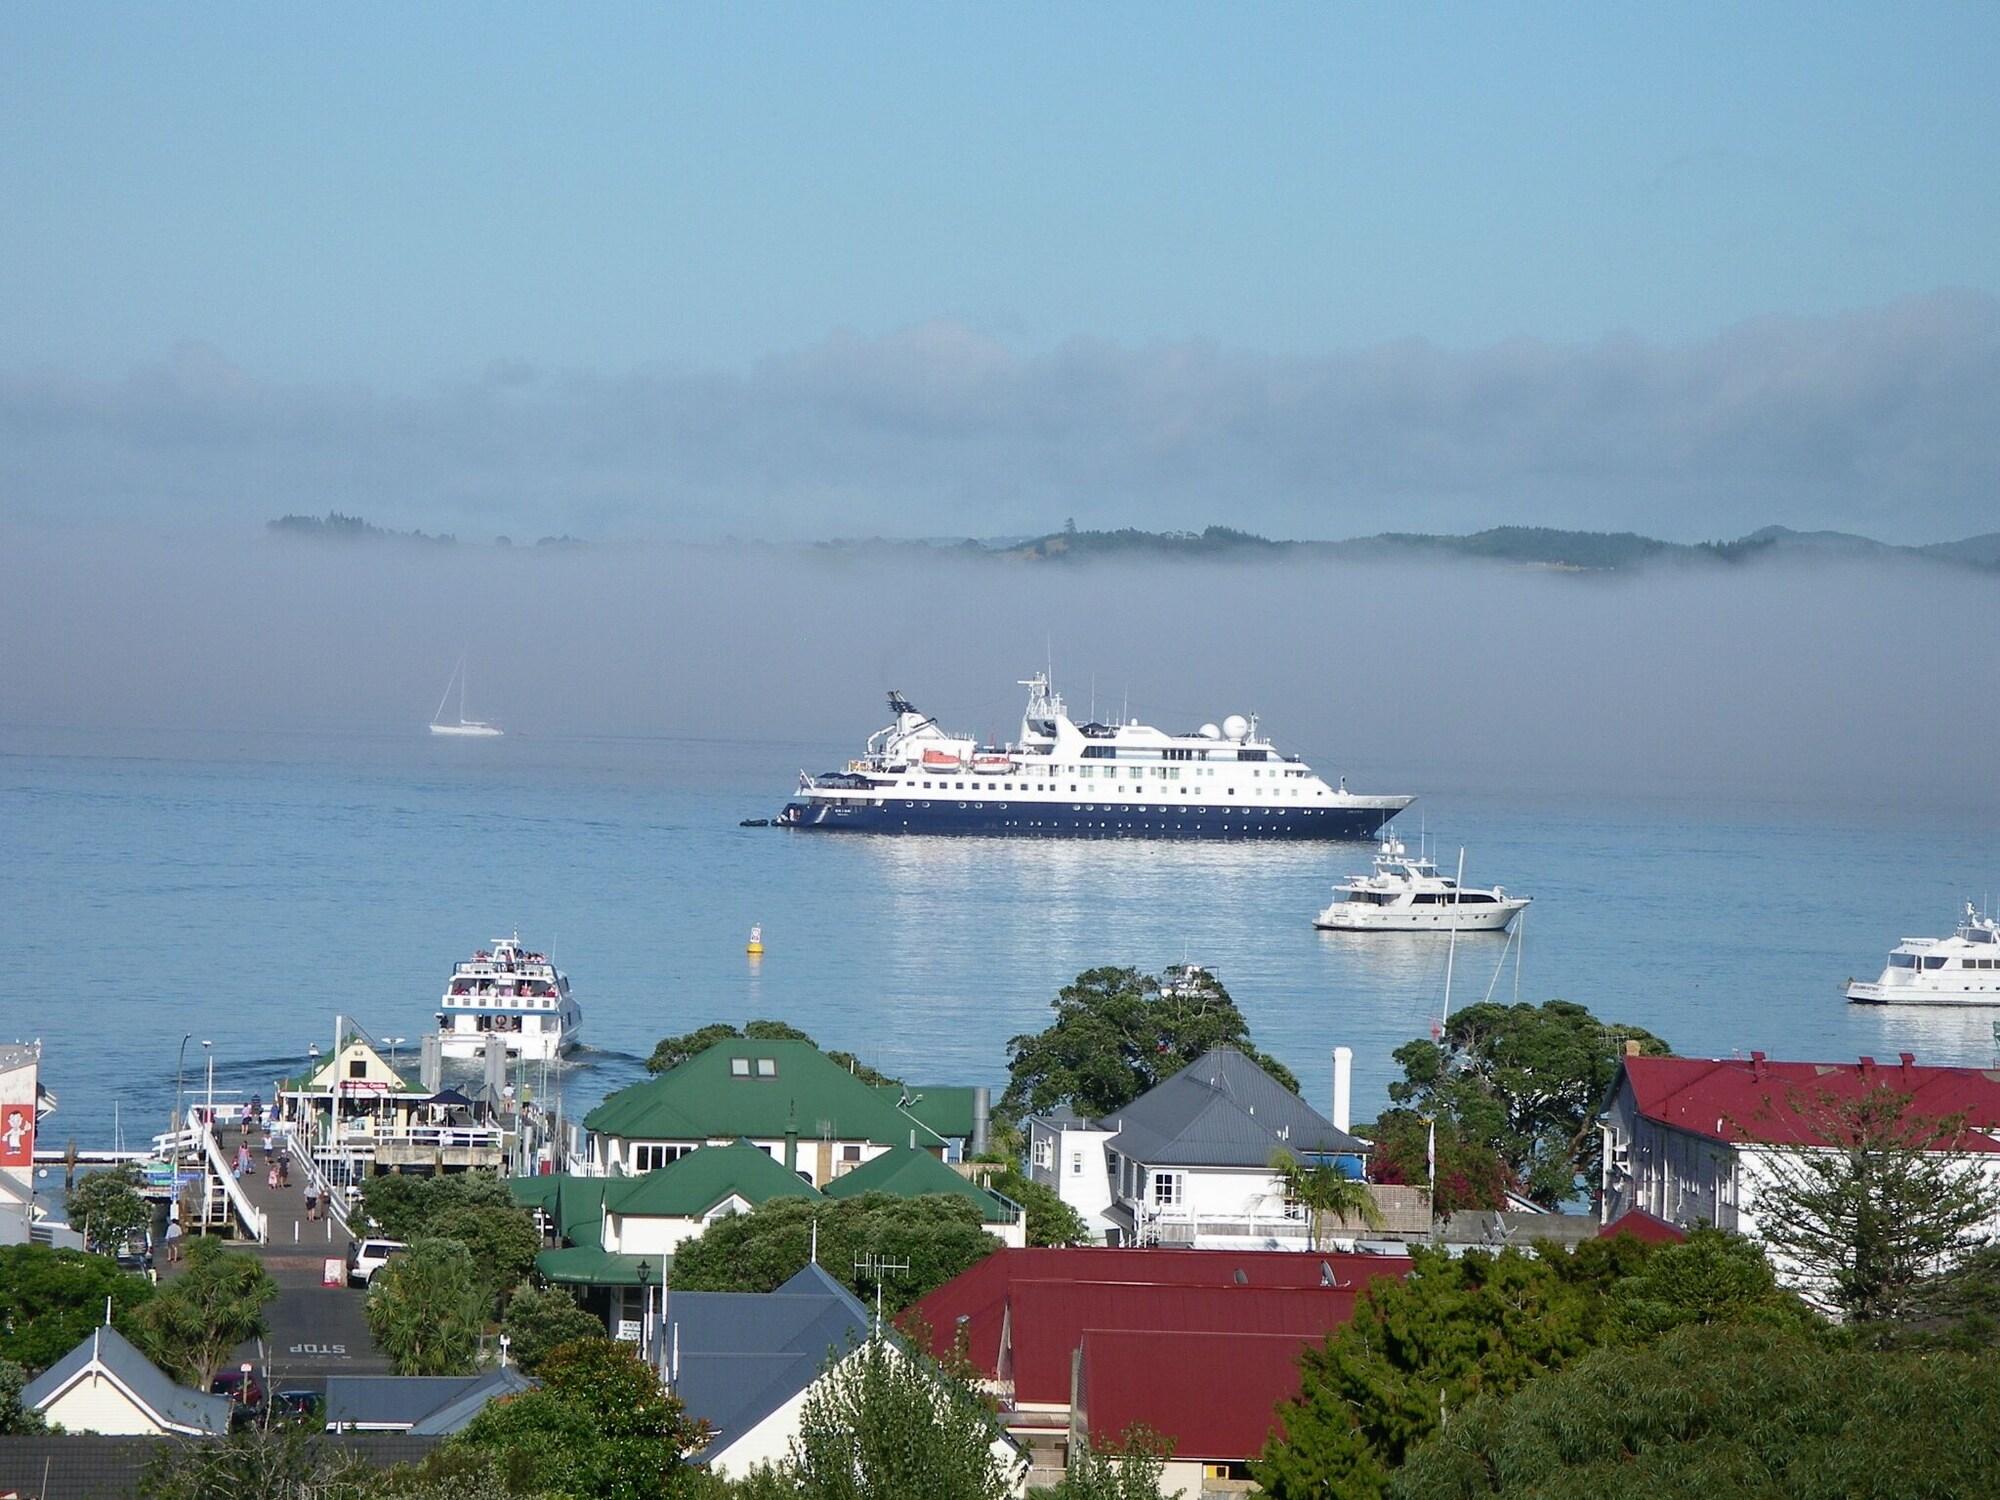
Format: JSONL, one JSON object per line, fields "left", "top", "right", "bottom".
{"left": 1313, "top": 839, "right": 1529, "bottom": 932}
{"left": 778, "top": 674, "right": 1413, "bottom": 839}
{"left": 435, "top": 934, "right": 581, "bottom": 1061}
{"left": 1846, "top": 904, "right": 2000, "bottom": 1006}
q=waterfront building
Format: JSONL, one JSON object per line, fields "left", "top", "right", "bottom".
{"left": 1598, "top": 1049, "right": 2000, "bottom": 1297}
{"left": 21, "top": 1326, "right": 231, "bottom": 1438}
{"left": 1, "top": 1041, "right": 62, "bottom": 1246}
{"left": 1029, "top": 1048, "right": 1373, "bottom": 1249}
{"left": 574, "top": 1038, "right": 977, "bottom": 1182}
{"left": 902, "top": 1245, "right": 1411, "bottom": 1489}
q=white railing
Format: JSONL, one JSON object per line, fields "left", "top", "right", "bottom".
{"left": 196, "top": 1119, "right": 267, "bottom": 1243}
{"left": 1145, "top": 1212, "right": 1311, "bottom": 1248}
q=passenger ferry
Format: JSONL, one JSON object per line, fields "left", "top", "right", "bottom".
{"left": 777, "top": 674, "right": 1412, "bottom": 839}
{"left": 435, "top": 934, "right": 581, "bottom": 1060}
{"left": 1313, "top": 839, "right": 1529, "bottom": 932}
{"left": 1846, "top": 905, "right": 2000, "bottom": 1006}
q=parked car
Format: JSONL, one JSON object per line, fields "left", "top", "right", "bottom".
{"left": 346, "top": 1238, "right": 408, "bottom": 1286}
{"left": 211, "top": 1369, "right": 267, "bottom": 1427}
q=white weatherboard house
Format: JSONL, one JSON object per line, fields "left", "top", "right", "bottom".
{"left": 1600, "top": 1051, "right": 2000, "bottom": 1300}
{"left": 1044, "top": 1047, "right": 1370, "bottom": 1250}
{"left": 22, "top": 1326, "right": 232, "bottom": 1437}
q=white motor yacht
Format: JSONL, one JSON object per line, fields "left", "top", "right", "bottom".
{"left": 435, "top": 934, "right": 581, "bottom": 1060}
{"left": 1846, "top": 904, "right": 2000, "bottom": 1006}
{"left": 1313, "top": 839, "right": 1529, "bottom": 933}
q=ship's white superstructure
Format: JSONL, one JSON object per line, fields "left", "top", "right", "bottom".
{"left": 1313, "top": 839, "right": 1529, "bottom": 932}
{"left": 778, "top": 674, "right": 1413, "bottom": 840}
{"left": 435, "top": 934, "right": 581, "bottom": 1060}
{"left": 1846, "top": 905, "right": 2000, "bottom": 1006}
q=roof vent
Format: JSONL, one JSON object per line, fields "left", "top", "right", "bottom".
{"left": 1899, "top": 1051, "right": 1916, "bottom": 1079}
{"left": 1749, "top": 1050, "right": 1766, "bottom": 1080}
{"left": 1859, "top": 1056, "right": 1876, "bottom": 1079}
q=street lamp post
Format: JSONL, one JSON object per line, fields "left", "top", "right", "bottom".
{"left": 636, "top": 1259, "right": 654, "bottom": 1365}
{"left": 174, "top": 1031, "right": 192, "bottom": 1164}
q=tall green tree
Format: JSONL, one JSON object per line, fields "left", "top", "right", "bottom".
{"left": 1387, "top": 1324, "right": 2000, "bottom": 1500}
{"left": 781, "top": 1336, "right": 1019, "bottom": 1500}
{"left": 1003, "top": 965, "right": 1295, "bottom": 1120}
{"left": 1271, "top": 1149, "right": 1383, "bottom": 1247}
{"left": 453, "top": 1337, "right": 710, "bottom": 1499}
{"left": 368, "top": 1239, "right": 488, "bottom": 1376}
{"left": 0, "top": 1358, "right": 46, "bottom": 1435}
{"left": 0, "top": 1243, "right": 154, "bottom": 1372}
{"left": 356, "top": 1173, "right": 541, "bottom": 1312}
{"left": 133, "top": 1238, "right": 277, "bottom": 1388}
{"left": 1750, "top": 1084, "right": 2000, "bottom": 1322}
{"left": 501, "top": 1281, "right": 608, "bottom": 1374}
{"left": 1605, "top": 1227, "right": 1815, "bottom": 1341}
{"left": 671, "top": 1193, "right": 998, "bottom": 1316}
{"left": 66, "top": 1163, "right": 154, "bottom": 1253}
{"left": 1387, "top": 999, "right": 1669, "bottom": 1206}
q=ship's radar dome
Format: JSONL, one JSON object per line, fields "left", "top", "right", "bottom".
{"left": 1222, "top": 714, "right": 1250, "bottom": 741}
{"left": 1199, "top": 722, "right": 1223, "bottom": 740}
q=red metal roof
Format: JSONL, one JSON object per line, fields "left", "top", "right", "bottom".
{"left": 1621, "top": 1053, "right": 2000, "bottom": 1150}
{"left": 899, "top": 1246, "right": 1411, "bottom": 1376}
{"left": 1003, "top": 1282, "right": 1361, "bottom": 1404}
{"left": 1597, "top": 1208, "right": 1688, "bottom": 1244}
{"left": 1078, "top": 1329, "right": 1315, "bottom": 1461}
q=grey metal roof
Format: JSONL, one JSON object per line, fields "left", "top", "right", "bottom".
{"left": 657, "top": 1266, "right": 870, "bottom": 1450}
{"left": 21, "top": 1326, "right": 232, "bottom": 1436}
{"left": 1103, "top": 1048, "right": 1368, "bottom": 1167}
{"left": 326, "top": 1368, "right": 532, "bottom": 1433}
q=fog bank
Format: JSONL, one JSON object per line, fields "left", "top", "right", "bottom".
{"left": 5, "top": 528, "right": 1996, "bottom": 817}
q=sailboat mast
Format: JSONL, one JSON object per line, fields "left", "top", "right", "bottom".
{"left": 433, "top": 656, "right": 459, "bottom": 726}
{"left": 1440, "top": 846, "right": 1466, "bottom": 1031}
{"left": 460, "top": 662, "right": 469, "bottom": 725}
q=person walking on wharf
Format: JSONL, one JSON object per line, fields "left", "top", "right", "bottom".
{"left": 163, "top": 1214, "right": 183, "bottom": 1264}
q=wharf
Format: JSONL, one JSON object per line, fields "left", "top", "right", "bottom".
{"left": 167, "top": 1121, "right": 394, "bottom": 1385}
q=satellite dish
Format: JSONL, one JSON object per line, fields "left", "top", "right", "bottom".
{"left": 1222, "top": 714, "right": 1250, "bottom": 741}
{"left": 1199, "top": 723, "right": 1223, "bottom": 740}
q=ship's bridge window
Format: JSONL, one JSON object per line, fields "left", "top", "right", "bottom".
{"left": 1922, "top": 956, "right": 1948, "bottom": 969}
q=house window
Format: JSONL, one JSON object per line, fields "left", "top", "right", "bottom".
{"left": 348, "top": 1060, "right": 367, "bottom": 1080}
{"left": 842, "top": 1145, "right": 861, "bottom": 1162}
{"left": 1033, "top": 1137, "right": 1052, "bottom": 1170}
{"left": 631, "top": 1144, "right": 693, "bottom": 1173}
{"left": 1070, "top": 1151, "right": 1083, "bottom": 1175}
{"left": 1151, "top": 1171, "right": 1182, "bottom": 1207}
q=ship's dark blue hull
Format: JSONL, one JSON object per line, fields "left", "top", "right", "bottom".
{"left": 778, "top": 797, "right": 1400, "bottom": 840}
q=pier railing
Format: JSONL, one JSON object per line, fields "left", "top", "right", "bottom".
{"left": 195, "top": 1118, "right": 267, "bottom": 1243}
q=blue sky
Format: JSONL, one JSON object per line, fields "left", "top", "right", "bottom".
{"left": 3, "top": 5, "right": 1997, "bottom": 539}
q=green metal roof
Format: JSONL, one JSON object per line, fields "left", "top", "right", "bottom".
{"left": 583, "top": 1039, "right": 947, "bottom": 1149}
{"left": 509, "top": 1175, "right": 613, "bottom": 1245}
{"left": 535, "top": 1246, "right": 665, "bottom": 1287}
{"left": 820, "top": 1146, "right": 1019, "bottom": 1224}
{"left": 606, "top": 1141, "right": 822, "bottom": 1218}
{"left": 871, "top": 1084, "right": 981, "bottom": 1141}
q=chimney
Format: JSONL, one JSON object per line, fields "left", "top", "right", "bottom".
{"left": 971, "top": 1086, "right": 992, "bottom": 1157}
{"left": 784, "top": 1103, "right": 799, "bottom": 1175}
{"left": 1858, "top": 1056, "right": 1876, "bottom": 1080}
{"left": 1332, "top": 1047, "right": 1352, "bottom": 1134}
{"left": 1899, "top": 1051, "right": 1916, "bottom": 1082}
{"left": 1749, "top": 1050, "right": 1766, "bottom": 1081}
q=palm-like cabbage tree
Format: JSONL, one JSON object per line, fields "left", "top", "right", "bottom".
{"left": 1271, "top": 1149, "right": 1384, "bottom": 1248}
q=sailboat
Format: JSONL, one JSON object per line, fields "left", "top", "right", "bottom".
{"left": 429, "top": 654, "right": 504, "bottom": 737}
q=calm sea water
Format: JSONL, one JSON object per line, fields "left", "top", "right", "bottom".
{"left": 7, "top": 724, "right": 1999, "bottom": 1152}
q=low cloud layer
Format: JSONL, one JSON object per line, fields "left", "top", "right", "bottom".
{"left": 4, "top": 291, "right": 1997, "bottom": 543}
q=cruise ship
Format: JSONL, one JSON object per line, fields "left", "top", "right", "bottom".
{"left": 1846, "top": 904, "right": 2000, "bottom": 1006}
{"left": 777, "top": 674, "right": 1412, "bottom": 839}
{"left": 435, "top": 934, "right": 581, "bottom": 1061}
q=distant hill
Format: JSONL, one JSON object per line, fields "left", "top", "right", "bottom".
{"left": 966, "top": 522, "right": 1998, "bottom": 574}
{"left": 267, "top": 514, "right": 587, "bottom": 549}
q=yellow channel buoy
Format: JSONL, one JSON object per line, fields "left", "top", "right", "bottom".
{"left": 746, "top": 923, "right": 764, "bottom": 956}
